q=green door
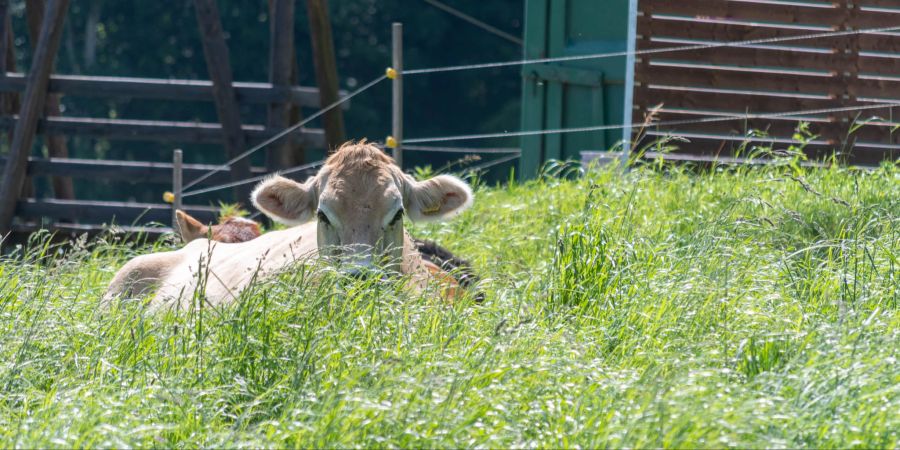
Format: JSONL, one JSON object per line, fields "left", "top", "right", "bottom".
{"left": 519, "top": 0, "right": 634, "bottom": 178}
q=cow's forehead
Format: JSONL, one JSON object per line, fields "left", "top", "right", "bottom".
{"left": 320, "top": 165, "right": 402, "bottom": 215}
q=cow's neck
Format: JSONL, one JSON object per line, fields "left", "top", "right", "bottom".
{"left": 400, "top": 230, "right": 430, "bottom": 288}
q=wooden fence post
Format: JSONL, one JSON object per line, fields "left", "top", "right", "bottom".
{"left": 193, "top": 0, "right": 253, "bottom": 204}
{"left": 391, "top": 22, "right": 403, "bottom": 168}
{"left": 307, "top": 0, "right": 345, "bottom": 150}
{"left": 25, "top": 0, "right": 74, "bottom": 200}
{"left": 0, "top": 0, "right": 9, "bottom": 113}
{"left": 0, "top": 0, "right": 14, "bottom": 134}
{"left": 172, "top": 149, "right": 183, "bottom": 231}
{"left": 1, "top": 0, "right": 31, "bottom": 200}
{"left": 0, "top": 0, "right": 69, "bottom": 236}
{"left": 266, "top": 0, "right": 298, "bottom": 171}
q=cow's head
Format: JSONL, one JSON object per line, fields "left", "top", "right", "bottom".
{"left": 175, "top": 210, "right": 262, "bottom": 243}
{"left": 251, "top": 141, "right": 473, "bottom": 273}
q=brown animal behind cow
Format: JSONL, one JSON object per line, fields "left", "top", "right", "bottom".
{"left": 175, "top": 210, "right": 262, "bottom": 243}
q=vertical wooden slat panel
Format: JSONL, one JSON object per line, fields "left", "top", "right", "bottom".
{"left": 632, "top": 0, "right": 900, "bottom": 164}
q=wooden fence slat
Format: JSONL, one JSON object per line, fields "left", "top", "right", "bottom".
{"left": 0, "top": 0, "right": 68, "bottom": 236}
{"left": 12, "top": 222, "right": 172, "bottom": 237}
{"left": 638, "top": 16, "right": 843, "bottom": 43}
{"left": 858, "top": 57, "right": 900, "bottom": 75}
{"left": 193, "top": 0, "right": 252, "bottom": 202}
{"left": 0, "top": 72, "right": 343, "bottom": 107}
{"left": 17, "top": 198, "right": 219, "bottom": 225}
{"left": 0, "top": 157, "right": 265, "bottom": 184}
{"left": 859, "top": 0, "right": 900, "bottom": 8}
{"left": 640, "top": 0, "right": 844, "bottom": 26}
{"left": 639, "top": 131, "right": 898, "bottom": 165}
{"left": 640, "top": 114, "right": 834, "bottom": 137}
{"left": 0, "top": 157, "right": 321, "bottom": 187}
{"left": 637, "top": 63, "right": 841, "bottom": 95}
{"left": 851, "top": 8, "right": 900, "bottom": 28}
{"left": 634, "top": 86, "right": 837, "bottom": 112}
{"left": 857, "top": 34, "right": 900, "bottom": 53}
{"left": 637, "top": 40, "right": 842, "bottom": 71}
{"left": 0, "top": 116, "right": 327, "bottom": 147}
{"left": 639, "top": 130, "right": 838, "bottom": 157}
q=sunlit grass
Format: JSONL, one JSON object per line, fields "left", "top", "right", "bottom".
{"left": 1, "top": 161, "right": 898, "bottom": 448}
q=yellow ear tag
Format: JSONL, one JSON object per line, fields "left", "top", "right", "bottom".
{"left": 422, "top": 203, "right": 441, "bottom": 215}
{"left": 385, "top": 67, "right": 397, "bottom": 79}
{"left": 163, "top": 191, "right": 175, "bottom": 203}
{"left": 385, "top": 136, "right": 398, "bottom": 148}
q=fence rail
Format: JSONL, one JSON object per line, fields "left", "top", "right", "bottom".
{"left": 17, "top": 198, "right": 219, "bottom": 225}
{"left": 0, "top": 157, "right": 272, "bottom": 185}
{"left": 0, "top": 116, "right": 326, "bottom": 146}
{"left": 0, "top": 72, "right": 349, "bottom": 107}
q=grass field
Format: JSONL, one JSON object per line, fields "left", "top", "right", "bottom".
{"left": 1, "top": 161, "right": 898, "bottom": 448}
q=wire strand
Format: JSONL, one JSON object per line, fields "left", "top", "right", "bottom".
{"left": 403, "top": 102, "right": 900, "bottom": 144}
{"left": 182, "top": 74, "right": 387, "bottom": 191}
{"left": 422, "top": 0, "right": 523, "bottom": 46}
{"left": 463, "top": 153, "right": 521, "bottom": 173}
{"left": 404, "top": 144, "right": 521, "bottom": 154}
{"left": 182, "top": 160, "right": 324, "bottom": 198}
{"left": 182, "top": 101, "right": 900, "bottom": 197}
{"left": 403, "top": 24, "right": 900, "bottom": 75}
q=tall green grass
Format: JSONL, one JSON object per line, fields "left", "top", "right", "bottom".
{"left": 1, "top": 162, "right": 898, "bottom": 448}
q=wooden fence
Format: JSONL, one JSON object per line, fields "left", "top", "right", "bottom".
{"left": 633, "top": 0, "right": 900, "bottom": 165}
{"left": 0, "top": 0, "right": 345, "bottom": 245}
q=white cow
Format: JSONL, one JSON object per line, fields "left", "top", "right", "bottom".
{"left": 105, "top": 140, "right": 474, "bottom": 307}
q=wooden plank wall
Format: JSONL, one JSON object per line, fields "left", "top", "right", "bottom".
{"left": 633, "top": 0, "right": 900, "bottom": 165}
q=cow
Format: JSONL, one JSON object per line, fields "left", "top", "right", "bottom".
{"left": 105, "top": 141, "right": 478, "bottom": 307}
{"left": 174, "top": 208, "right": 482, "bottom": 300}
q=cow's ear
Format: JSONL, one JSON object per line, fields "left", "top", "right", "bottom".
{"left": 251, "top": 175, "right": 318, "bottom": 225}
{"left": 175, "top": 209, "right": 209, "bottom": 242}
{"left": 405, "top": 174, "right": 474, "bottom": 222}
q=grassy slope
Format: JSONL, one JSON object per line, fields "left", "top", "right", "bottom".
{"left": 0, "top": 163, "right": 898, "bottom": 448}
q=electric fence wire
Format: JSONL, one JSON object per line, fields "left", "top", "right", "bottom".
{"left": 182, "top": 160, "right": 325, "bottom": 198}
{"left": 180, "top": 23, "right": 900, "bottom": 196}
{"left": 403, "top": 24, "right": 900, "bottom": 75}
{"left": 403, "top": 101, "right": 900, "bottom": 145}
{"left": 181, "top": 74, "right": 387, "bottom": 192}
{"left": 403, "top": 144, "right": 522, "bottom": 154}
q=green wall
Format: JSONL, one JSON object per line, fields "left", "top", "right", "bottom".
{"left": 519, "top": 0, "right": 636, "bottom": 178}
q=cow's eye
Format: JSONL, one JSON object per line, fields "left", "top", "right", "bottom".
{"left": 317, "top": 210, "right": 331, "bottom": 226}
{"left": 389, "top": 209, "right": 404, "bottom": 226}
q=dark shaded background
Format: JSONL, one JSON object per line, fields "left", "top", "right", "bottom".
{"left": 4, "top": 0, "right": 523, "bottom": 203}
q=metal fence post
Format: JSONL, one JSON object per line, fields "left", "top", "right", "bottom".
{"left": 172, "top": 149, "right": 183, "bottom": 231}
{"left": 392, "top": 22, "right": 403, "bottom": 168}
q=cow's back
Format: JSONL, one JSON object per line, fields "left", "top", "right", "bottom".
{"left": 150, "top": 222, "right": 318, "bottom": 307}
